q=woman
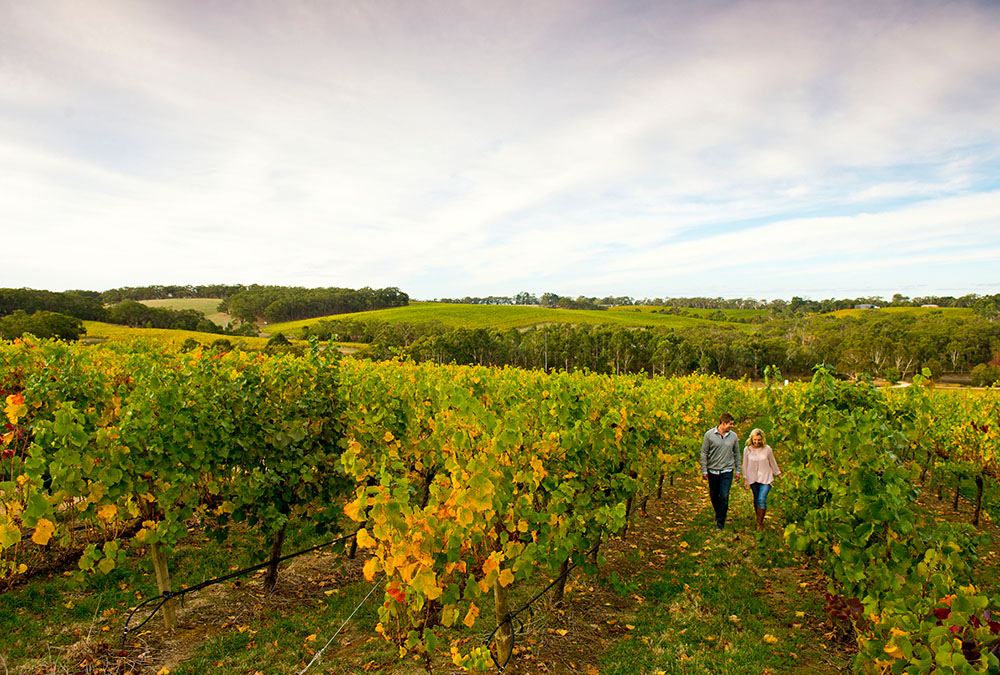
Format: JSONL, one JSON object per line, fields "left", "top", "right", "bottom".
{"left": 742, "top": 428, "right": 780, "bottom": 531}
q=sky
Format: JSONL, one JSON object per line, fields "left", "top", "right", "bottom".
{"left": 2, "top": 0, "right": 999, "bottom": 302}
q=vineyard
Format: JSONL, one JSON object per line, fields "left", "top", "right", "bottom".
{"left": 1, "top": 337, "right": 999, "bottom": 674}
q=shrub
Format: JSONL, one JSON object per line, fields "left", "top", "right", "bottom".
{"left": 0, "top": 310, "right": 85, "bottom": 341}
{"left": 970, "top": 363, "right": 1000, "bottom": 387}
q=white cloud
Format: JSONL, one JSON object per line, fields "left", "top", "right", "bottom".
{"left": 1, "top": 0, "right": 998, "bottom": 297}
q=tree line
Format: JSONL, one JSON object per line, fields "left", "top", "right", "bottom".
{"left": 219, "top": 286, "right": 409, "bottom": 324}
{"left": 436, "top": 291, "right": 1000, "bottom": 314}
{"left": 97, "top": 284, "right": 247, "bottom": 303}
{"left": 302, "top": 309, "right": 1000, "bottom": 382}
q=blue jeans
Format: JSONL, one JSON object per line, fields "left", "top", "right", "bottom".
{"left": 750, "top": 482, "right": 772, "bottom": 509}
{"left": 707, "top": 471, "right": 734, "bottom": 529}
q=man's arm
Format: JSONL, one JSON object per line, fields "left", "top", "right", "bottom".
{"left": 700, "top": 431, "right": 710, "bottom": 478}
{"left": 733, "top": 435, "right": 741, "bottom": 476}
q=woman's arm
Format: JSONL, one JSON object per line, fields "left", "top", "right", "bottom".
{"left": 767, "top": 446, "right": 780, "bottom": 476}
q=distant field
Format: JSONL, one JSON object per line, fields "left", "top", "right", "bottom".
{"left": 828, "top": 306, "right": 974, "bottom": 318}
{"left": 263, "top": 302, "right": 754, "bottom": 336}
{"left": 612, "top": 305, "right": 768, "bottom": 319}
{"left": 138, "top": 298, "right": 231, "bottom": 326}
{"left": 81, "top": 321, "right": 272, "bottom": 348}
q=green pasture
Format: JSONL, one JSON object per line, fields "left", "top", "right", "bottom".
{"left": 81, "top": 321, "right": 273, "bottom": 349}
{"left": 138, "top": 298, "right": 231, "bottom": 326}
{"left": 264, "top": 302, "right": 751, "bottom": 336}
{"left": 611, "top": 305, "right": 768, "bottom": 320}
{"left": 78, "top": 322, "right": 365, "bottom": 354}
{"left": 827, "top": 306, "right": 974, "bottom": 319}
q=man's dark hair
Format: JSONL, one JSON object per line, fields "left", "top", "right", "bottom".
{"left": 719, "top": 413, "right": 735, "bottom": 424}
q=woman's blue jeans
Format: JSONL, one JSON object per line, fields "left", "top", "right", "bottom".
{"left": 750, "top": 482, "right": 772, "bottom": 509}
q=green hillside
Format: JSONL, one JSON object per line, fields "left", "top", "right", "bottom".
{"left": 263, "top": 302, "right": 756, "bottom": 335}
{"left": 828, "top": 306, "right": 974, "bottom": 318}
{"left": 81, "top": 321, "right": 270, "bottom": 348}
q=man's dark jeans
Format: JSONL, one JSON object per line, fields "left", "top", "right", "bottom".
{"left": 707, "top": 471, "right": 734, "bottom": 529}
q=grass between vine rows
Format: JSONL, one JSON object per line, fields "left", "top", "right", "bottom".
{"left": 3, "top": 471, "right": 996, "bottom": 674}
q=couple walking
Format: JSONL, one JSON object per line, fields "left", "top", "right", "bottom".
{"left": 699, "top": 413, "right": 781, "bottom": 531}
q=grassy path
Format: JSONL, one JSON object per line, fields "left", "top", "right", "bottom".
{"left": 586, "top": 473, "right": 853, "bottom": 675}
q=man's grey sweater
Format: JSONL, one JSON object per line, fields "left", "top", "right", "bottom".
{"left": 700, "top": 427, "right": 741, "bottom": 474}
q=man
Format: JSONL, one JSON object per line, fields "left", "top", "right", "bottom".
{"left": 700, "top": 413, "right": 741, "bottom": 530}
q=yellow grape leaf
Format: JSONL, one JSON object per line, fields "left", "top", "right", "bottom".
{"left": 156, "top": 668, "right": 170, "bottom": 675}
{"left": 411, "top": 569, "right": 443, "bottom": 600}
{"left": 16, "top": 474, "right": 29, "bottom": 486}
{"left": 498, "top": 569, "right": 514, "bottom": 588}
{"left": 88, "top": 483, "right": 106, "bottom": 503}
{"left": 4, "top": 394, "right": 26, "bottom": 424}
{"left": 516, "top": 519, "right": 529, "bottom": 533}
{"left": 884, "top": 644, "right": 904, "bottom": 659}
{"left": 362, "top": 557, "right": 379, "bottom": 582}
{"left": 556, "top": 629, "right": 568, "bottom": 636}
{"left": 0, "top": 521, "right": 20, "bottom": 550}
{"left": 32, "top": 518, "right": 55, "bottom": 546}
{"left": 762, "top": 634, "right": 779, "bottom": 644}
{"left": 529, "top": 457, "right": 547, "bottom": 482}
{"left": 97, "top": 504, "right": 117, "bottom": 521}
{"left": 355, "top": 529, "right": 376, "bottom": 549}
{"left": 383, "top": 431, "right": 395, "bottom": 442}
{"left": 16, "top": 563, "right": 27, "bottom": 575}
{"left": 1, "top": 432, "right": 12, "bottom": 445}
{"left": 456, "top": 507, "right": 473, "bottom": 527}
{"left": 440, "top": 604, "right": 458, "bottom": 627}
{"left": 343, "top": 500, "right": 362, "bottom": 521}
{"left": 482, "top": 553, "right": 500, "bottom": 578}
{"left": 462, "top": 603, "right": 479, "bottom": 628}
{"left": 305, "top": 633, "right": 317, "bottom": 642}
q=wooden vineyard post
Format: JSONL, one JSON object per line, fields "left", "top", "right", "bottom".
{"left": 264, "top": 524, "right": 287, "bottom": 592}
{"left": 551, "top": 558, "right": 570, "bottom": 608}
{"left": 973, "top": 474, "right": 984, "bottom": 526}
{"left": 589, "top": 538, "right": 601, "bottom": 564}
{"left": 657, "top": 474, "right": 664, "bottom": 499}
{"left": 622, "top": 496, "right": 634, "bottom": 536}
{"left": 493, "top": 579, "right": 514, "bottom": 670}
{"left": 920, "top": 447, "right": 933, "bottom": 484}
{"left": 150, "top": 543, "right": 178, "bottom": 630}
{"left": 952, "top": 477, "right": 962, "bottom": 511}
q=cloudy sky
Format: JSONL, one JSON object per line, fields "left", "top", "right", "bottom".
{"left": 2, "top": 0, "right": 999, "bottom": 301}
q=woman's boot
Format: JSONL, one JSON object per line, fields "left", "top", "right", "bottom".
{"left": 755, "top": 507, "right": 766, "bottom": 531}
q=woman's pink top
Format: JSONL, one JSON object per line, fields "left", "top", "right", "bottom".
{"left": 742, "top": 444, "right": 780, "bottom": 485}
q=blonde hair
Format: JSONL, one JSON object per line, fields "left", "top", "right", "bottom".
{"left": 745, "top": 428, "right": 766, "bottom": 447}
